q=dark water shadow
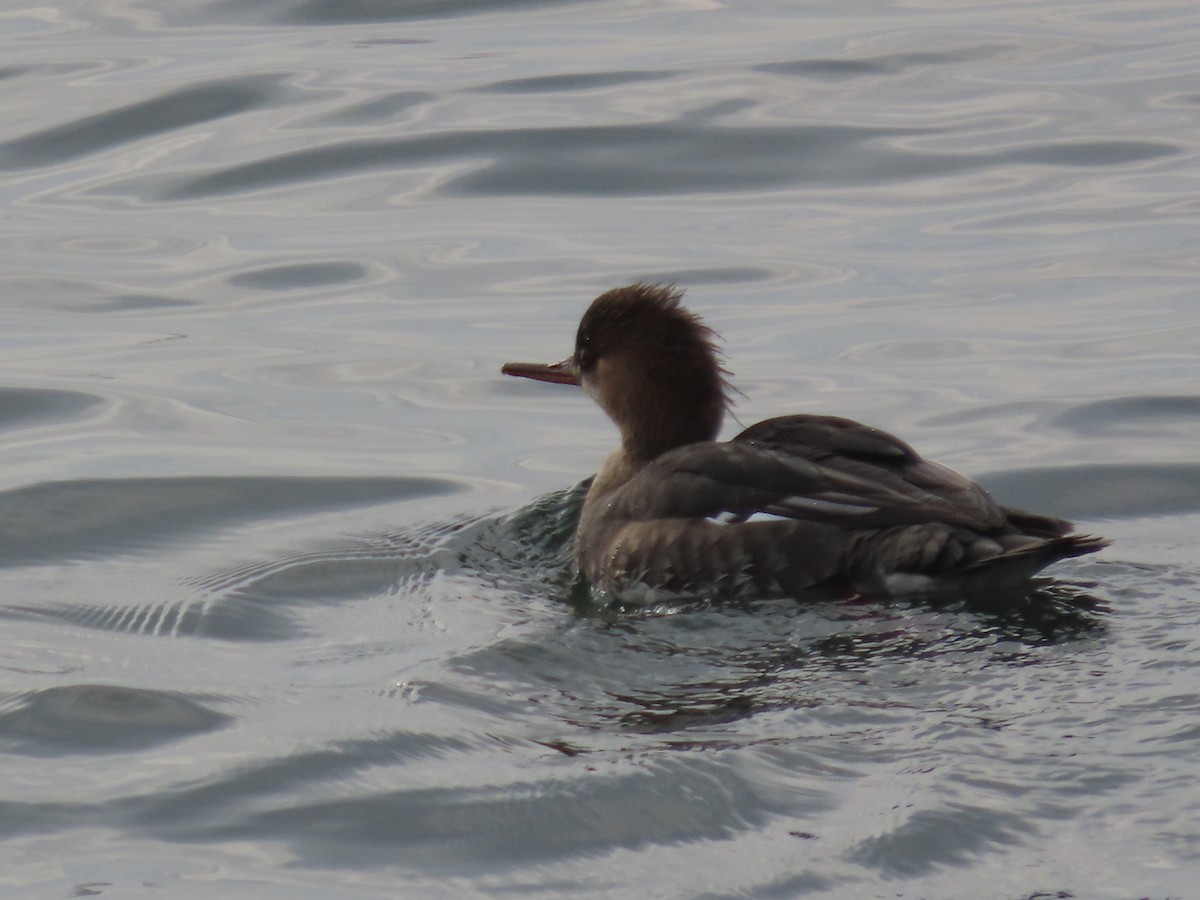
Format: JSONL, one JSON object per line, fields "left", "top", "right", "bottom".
{"left": 0, "top": 75, "right": 291, "bottom": 170}
{"left": 189, "top": 0, "right": 592, "bottom": 26}
{"left": 472, "top": 69, "right": 675, "bottom": 95}
{"left": 0, "top": 685, "right": 231, "bottom": 756}
{"left": 0, "top": 475, "right": 466, "bottom": 569}
{"left": 103, "top": 113, "right": 1176, "bottom": 202}
{"left": 755, "top": 50, "right": 961, "bottom": 80}
{"left": 228, "top": 260, "right": 369, "bottom": 291}
{"left": 846, "top": 802, "right": 1027, "bottom": 877}
{"left": 306, "top": 91, "right": 435, "bottom": 127}
{"left": 0, "top": 387, "right": 104, "bottom": 431}
{"left": 1053, "top": 394, "right": 1200, "bottom": 437}
{"left": 94, "top": 293, "right": 198, "bottom": 312}
{"left": 980, "top": 461, "right": 1200, "bottom": 521}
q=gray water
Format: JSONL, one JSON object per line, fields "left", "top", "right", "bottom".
{"left": 2, "top": 0, "right": 1199, "bottom": 897}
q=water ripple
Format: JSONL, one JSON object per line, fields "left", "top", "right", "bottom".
{"left": 87, "top": 119, "right": 1176, "bottom": 203}
{"left": 0, "top": 476, "right": 466, "bottom": 567}
{"left": 0, "top": 75, "right": 291, "bottom": 170}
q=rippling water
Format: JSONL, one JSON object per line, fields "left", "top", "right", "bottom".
{"left": 2, "top": 0, "right": 1199, "bottom": 897}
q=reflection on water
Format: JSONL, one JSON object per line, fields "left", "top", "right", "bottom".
{"left": 1, "top": 0, "right": 1199, "bottom": 896}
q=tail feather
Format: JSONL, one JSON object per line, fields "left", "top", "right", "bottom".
{"left": 1001, "top": 505, "right": 1076, "bottom": 539}
{"left": 965, "top": 532, "right": 1110, "bottom": 586}
{"left": 1048, "top": 533, "right": 1111, "bottom": 560}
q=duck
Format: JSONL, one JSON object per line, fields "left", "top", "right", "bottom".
{"left": 502, "top": 282, "right": 1108, "bottom": 601}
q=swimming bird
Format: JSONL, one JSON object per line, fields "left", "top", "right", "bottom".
{"left": 502, "top": 283, "right": 1108, "bottom": 601}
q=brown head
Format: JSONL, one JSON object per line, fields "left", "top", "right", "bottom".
{"left": 502, "top": 283, "right": 731, "bottom": 462}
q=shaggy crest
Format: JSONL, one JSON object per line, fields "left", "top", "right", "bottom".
{"left": 573, "top": 283, "right": 734, "bottom": 430}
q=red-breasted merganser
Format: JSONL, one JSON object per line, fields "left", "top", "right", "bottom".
{"left": 502, "top": 283, "right": 1108, "bottom": 600}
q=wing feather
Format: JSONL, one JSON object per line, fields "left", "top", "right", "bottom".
{"left": 614, "top": 414, "right": 1009, "bottom": 533}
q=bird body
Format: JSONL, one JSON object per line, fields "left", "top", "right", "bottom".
{"left": 503, "top": 283, "right": 1107, "bottom": 600}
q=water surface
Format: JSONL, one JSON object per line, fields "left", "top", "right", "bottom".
{"left": 2, "top": 0, "right": 1199, "bottom": 897}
